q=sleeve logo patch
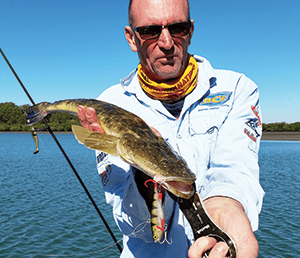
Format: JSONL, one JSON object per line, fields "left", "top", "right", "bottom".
{"left": 251, "top": 105, "right": 262, "bottom": 128}
{"left": 244, "top": 128, "right": 257, "bottom": 142}
{"left": 101, "top": 165, "right": 112, "bottom": 186}
{"left": 97, "top": 152, "right": 108, "bottom": 164}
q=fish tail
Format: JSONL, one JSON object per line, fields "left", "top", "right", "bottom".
{"left": 26, "top": 102, "right": 50, "bottom": 125}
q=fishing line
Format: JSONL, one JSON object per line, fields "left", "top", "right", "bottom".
{"left": 27, "top": 134, "right": 108, "bottom": 257}
{"left": 0, "top": 48, "right": 122, "bottom": 254}
{"left": 37, "top": 220, "right": 151, "bottom": 257}
{"left": 0, "top": 52, "right": 119, "bottom": 256}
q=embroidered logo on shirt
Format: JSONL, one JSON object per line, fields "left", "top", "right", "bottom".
{"left": 200, "top": 92, "right": 232, "bottom": 106}
{"left": 101, "top": 165, "right": 112, "bottom": 186}
{"left": 251, "top": 105, "right": 262, "bottom": 128}
{"left": 97, "top": 152, "right": 108, "bottom": 164}
{"left": 244, "top": 128, "right": 257, "bottom": 142}
{"left": 246, "top": 120, "right": 261, "bottom": 137}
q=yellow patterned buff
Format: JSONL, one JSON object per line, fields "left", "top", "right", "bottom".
{"left": 138, "top": 55, "right": 198, "bottom": 101}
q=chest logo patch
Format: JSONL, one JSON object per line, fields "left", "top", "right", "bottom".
{"left": 200, "top": 92, "right": 232, "bottom": 106}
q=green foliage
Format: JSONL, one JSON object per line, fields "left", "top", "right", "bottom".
{"left": 262, "top": 122, "right": 300, "bottom": 132}
{"left": 0, "top": 102, "right": 25, "bottom": 124}
{"left": 0, "top": 102, "right": 80, "bottom": 131}
{"left": 1, "top": 102, "right": 299, "bottom": 132}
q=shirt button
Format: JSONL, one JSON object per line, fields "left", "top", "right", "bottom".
{"left": 177, "top": 134, "right": 182, "bottom": 139}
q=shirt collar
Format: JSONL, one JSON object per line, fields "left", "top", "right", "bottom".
{"left": 120, "top": 55, "right": 217, "bottom": 118}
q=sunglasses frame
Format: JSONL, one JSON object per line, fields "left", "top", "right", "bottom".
{"left": 132, "top": 20, "right": 192, "bottom": 40}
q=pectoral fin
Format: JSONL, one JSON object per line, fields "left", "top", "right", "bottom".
{"left": 72, "top": 125, "right": 119, "bottom": 156}
{"left": 72, "top": 125, "right": 93, "bottom": 144}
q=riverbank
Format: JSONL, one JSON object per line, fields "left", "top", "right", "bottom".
{"left": 261, "top": 131, "right": 300, "bottom": 141}
{"left": 1, "top": 131, "right": 300, "bottom": 141}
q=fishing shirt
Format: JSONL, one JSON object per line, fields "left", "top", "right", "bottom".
{"left": 95, "top": 55, "right": 265, "bottom": 258}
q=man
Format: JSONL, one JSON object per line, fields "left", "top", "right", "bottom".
{"left": 78, "top": 0, "right": 264, "bottom": 257}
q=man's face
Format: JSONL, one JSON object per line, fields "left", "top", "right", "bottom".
{"left": 126, "top": 0, "right": 194, "bottom": 82}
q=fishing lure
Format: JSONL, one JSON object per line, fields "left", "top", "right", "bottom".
{"left": 145, "top": 179, "right": 165, "bottom": 243}
{"left": 30, "top": 128, "right": 39, "bottom": 154}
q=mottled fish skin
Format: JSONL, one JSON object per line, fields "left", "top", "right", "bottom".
{"left": 26, "top": 99, "right": 196, "bottom": 198}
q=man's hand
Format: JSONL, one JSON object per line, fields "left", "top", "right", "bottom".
{"left": 188, "top": 197, "right": 258, "bottom": 258}
{"left": 77, "top": 105, "right": 105, "bottom": 133}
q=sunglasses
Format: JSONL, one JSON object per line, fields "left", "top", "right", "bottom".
{"left": 132, "top": 20, "right": 192, "bottom": 40}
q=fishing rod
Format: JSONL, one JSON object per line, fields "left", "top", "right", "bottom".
{"left": 0, "top": 48, "right": 122, "bottom": 254}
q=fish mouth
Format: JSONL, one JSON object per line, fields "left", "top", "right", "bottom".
{"left": 162, "top": 180, "right": 195, "bottom": 199}
{"left": 152, "top": 174, "right": 195, "bottom": 199}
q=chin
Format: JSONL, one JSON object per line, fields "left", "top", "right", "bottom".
{"left": 154, "top": 66, "right": 184, "bottom": 81}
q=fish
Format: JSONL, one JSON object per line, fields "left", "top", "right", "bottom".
{"left": 26, "top": 99, "right": 196, "bottom": 199}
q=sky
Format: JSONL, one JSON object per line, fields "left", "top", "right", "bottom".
{"left": 0, "top": 0, "right": 299, "bottom": 123}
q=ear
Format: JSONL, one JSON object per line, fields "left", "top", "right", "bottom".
{"left": 125, "top": 25, "right": 138, "bottom": 52}
{"left": 187, "top": 19, "right": 194, "bottom": 46}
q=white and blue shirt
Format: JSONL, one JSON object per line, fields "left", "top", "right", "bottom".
{"left": 95, "top": 55, "right": 264, "bottom": 258}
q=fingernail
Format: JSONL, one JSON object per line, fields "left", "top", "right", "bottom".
{"left": 86, "top": 109, "right": 92, "bottom": 117}
{"left": 216, "top": 243, "right": 228, "bottom": 253}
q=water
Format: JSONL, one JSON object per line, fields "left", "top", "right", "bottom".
{"left": 0, "top": 133, "right": 122, "bottom": 258}
{"left": 1, "top": 133, "right": 299, "bottom": 258}
{"left": 255, "top": 141, "right": 300, "bottom": 258}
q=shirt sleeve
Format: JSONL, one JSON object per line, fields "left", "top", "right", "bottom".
{"left": 200, "top": 74, "right": 265, "bottom": 231}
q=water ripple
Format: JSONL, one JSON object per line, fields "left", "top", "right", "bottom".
{"left": 1, "top": 135, "right": 300, "bottom": 257}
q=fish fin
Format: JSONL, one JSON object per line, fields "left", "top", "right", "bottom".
{"left": 84, "top": 133, "right": 119, "bottom": 156}
{"left": 71, "top": 125, "right": 93, "bottom": 144}
{"left": 72, "top": 125, "right": 119, "bottom": 156}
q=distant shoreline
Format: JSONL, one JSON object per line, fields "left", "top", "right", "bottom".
{"left": 1, "top": 131, "right": 300, "bottom": 141}
{"left": 261, "top": 131, "right": 300, "bottom": 141}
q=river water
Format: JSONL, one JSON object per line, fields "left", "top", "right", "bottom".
{"left": 0, "top": 133, "right": 299, "bottom": 257}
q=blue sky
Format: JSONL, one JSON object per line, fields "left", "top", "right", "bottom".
{"left": 0, "top": 0, "right": 299, "bottom": 123}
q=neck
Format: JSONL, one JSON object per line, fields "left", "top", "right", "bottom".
{"left": 138, "top": 55, "right": 198, "bottom": 101}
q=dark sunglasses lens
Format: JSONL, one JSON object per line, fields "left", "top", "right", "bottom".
{"left": 135, "top": 21, "right": 191, "bottom": 40}
{"left": 137, "top": 25, "right": 162, "bottom": 39}
{"left": 168, "top": 22, "right": 191, "bottom": 37}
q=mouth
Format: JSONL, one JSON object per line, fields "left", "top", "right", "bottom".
{"left": 157, "top": 55, "right": 177, "bottom": 63}
{"left": 162, "top": 180, "right": 195, "bottom": 199}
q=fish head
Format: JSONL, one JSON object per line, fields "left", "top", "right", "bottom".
{"left": 118, "top": 133, "right": 196, "bottom": 199}
{"left": 151, "top": 156, "right": 196, "bottom": 199}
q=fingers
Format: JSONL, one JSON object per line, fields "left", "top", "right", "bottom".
{"left": 78, "top": 105, "right": 89, "bottom": 129}
{"left": 188, "top": 237, "right": 216, "bottom": 258}
{"left": 150, "top": 126, "right": 162, "bottom": 137}
{"left": 78, "top": 105, "right": 105, "bottom": 133}
{"left": 188, "top": 237, "right": 228, "bottom": 258}
{"left": 207, "top": 242, "right": 228, "bottom": 258}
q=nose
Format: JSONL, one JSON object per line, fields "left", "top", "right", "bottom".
{"left": 157, "top": 28, "right": 174, "bottom": 50}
